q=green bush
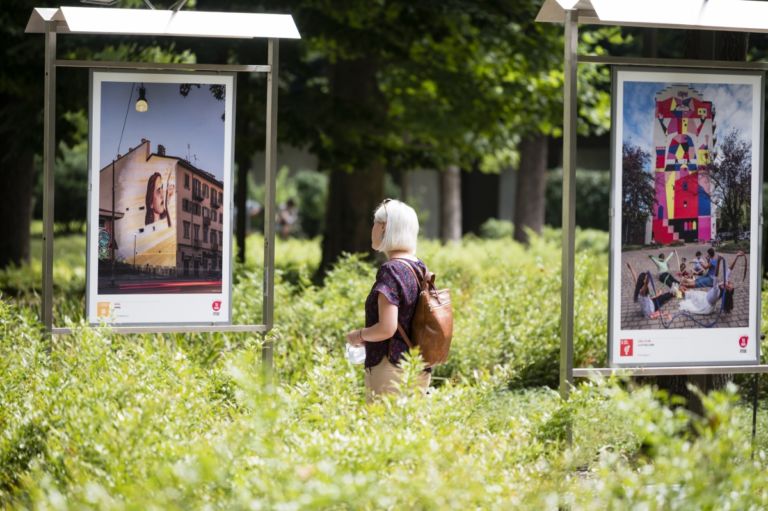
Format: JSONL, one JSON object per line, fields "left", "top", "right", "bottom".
{"left": 294, "top": 170, "right": 328, "bottom": 238}
{"left": 3, "top": 232, "right": 768, "bottom": 509}
{"left": 546, "top": 168, "right": 610, "bottom": 231}
{"left": 479, "top": 218, "right": 514, "bottom": 239}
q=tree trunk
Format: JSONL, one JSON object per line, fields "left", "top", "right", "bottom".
{"left": 0, "top": 148, "right": 33, "bottom": 267}
{"left": 235, "top": 154, "right": 249, "bottom": 264}
{"left": 320, "top": 164, "right": 385, "bottom": 272}
{"left": 642, "top": 28, "right": 658, "bottom": 58}
{"left": 440, "top": 165, "right": 462, "bottom": 243}
{"left": 319, "top": 58, "right": 386, "bottom": 274}
{"left": 513, "top": 134, "right": 548, "bottom": 244}
{"left": 654, "top": 30, "right": 749, "bottom": 413}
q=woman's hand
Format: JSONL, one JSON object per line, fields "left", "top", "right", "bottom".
{"left": 346, "top": 329, "right": 364, "bottom": 347}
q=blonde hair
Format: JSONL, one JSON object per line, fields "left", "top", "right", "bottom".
{"left": 373, "top": 199, "right": 419, "bottom": 254}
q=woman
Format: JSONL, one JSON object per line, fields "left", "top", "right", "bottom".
{"left": 627, "top": 262, "right": 672, "bottom": 320}
{"left": 680, "top": 251, "right": 745, "bottom": 314}
{"left": 144, "top": 172, "right": 174, "bottom": 226}
{"left": 346, "top": 199, "right": 430, "bottom": 401}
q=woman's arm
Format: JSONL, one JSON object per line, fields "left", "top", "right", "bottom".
{"left": 730, "top": 251, "right": 746, "bottom": 271}
{"left": 626, "top": 262, "right": 638, "bottom": 283}
{"left": 346, "top": 293, "right": 398, "bottom": 346}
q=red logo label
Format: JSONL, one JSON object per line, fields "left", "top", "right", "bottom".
{"left": 212, "top": 300, "right": 222, "bottom": 312}
{"left": 620, "top": 339, "right": 633, "bottom": 357}
{"left": 739, "top": 336, "right": 749, "bottom": 348}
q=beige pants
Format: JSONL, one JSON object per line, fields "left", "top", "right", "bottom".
{"left": 364, "top": 357, "right": 431, "bottom": 403}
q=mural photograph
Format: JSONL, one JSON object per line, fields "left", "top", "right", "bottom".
{"left": 610, "top": 69, "right": 762, "bottom": 365}
{"left": 87, "top": 71, "right": 234, "bottom": 325}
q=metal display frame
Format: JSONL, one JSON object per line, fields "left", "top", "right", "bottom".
{"left": 27, "top": 7, "right": 297, "bottom": 371}
{"left": 535, "top": 0, "right": 768, "bottom": 397}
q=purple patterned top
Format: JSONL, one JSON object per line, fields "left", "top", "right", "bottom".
{"left": 364, "top": 258, "right": 426, "bottom": 369}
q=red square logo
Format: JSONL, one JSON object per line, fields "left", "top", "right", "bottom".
{"left": 739, "top": 336, "right": 749, "bottom": 348}
{"left": 212, "top": 300, "right": 222, "bottom": 312}
{"left": 620, "top": 339, "right": 634, "bottom": 357}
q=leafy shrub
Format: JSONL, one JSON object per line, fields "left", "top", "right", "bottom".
{"left": 3, "top": 231, "right": 768, "bottom": 508}
{"left": 546, "top": 168, "right": 610, "bottom": 231}
{"left": 294, "top": 170, "right": 328, "bottom": 238}
{"left": 479, "top": 218, "right": 514, "bottom": 239}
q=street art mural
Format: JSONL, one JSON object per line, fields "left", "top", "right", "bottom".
{"left": 652, "top": 85, "right": 714, "bottom": 243}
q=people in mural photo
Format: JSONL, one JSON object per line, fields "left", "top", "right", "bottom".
{"left": 679, "top": 247, "right": 719, "bottom": 289}
{"left": 627, "top": 263, "right": 673, "bottom": 321}
{"left": 619, "top": 77, "right": 754, "bottom": 331}
{"left": 692, "top": 251, "right": 705, "bottom": 276}
{"left": 676, "top": 258, "right": 692, "bottom": 280}
{"left": 678, "top": 252, "right": 746, "bottom": 316}
{"left": 145, "top": 171, "right": 174, "bottom": 226}
{"left": 648, "top": 251, "right": 679, "bottom": 289}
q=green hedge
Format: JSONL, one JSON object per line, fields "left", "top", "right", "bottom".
{"left": 3, "top": 232, "right": 768, "bottom": 508}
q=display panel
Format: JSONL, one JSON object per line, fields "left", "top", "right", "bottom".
{"left": 610, "top": 68, "right": 763, "bottom": 366}
{"left": 87, "top": 71, "right": 235, "bottom": 325}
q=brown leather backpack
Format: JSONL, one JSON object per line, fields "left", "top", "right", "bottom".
{"left": 393, "top": 259, "right": 453, "bottom": 367}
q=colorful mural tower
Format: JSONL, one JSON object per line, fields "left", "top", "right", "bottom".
{"left": 651, "top": 85, "right": 715, "bottom": 244}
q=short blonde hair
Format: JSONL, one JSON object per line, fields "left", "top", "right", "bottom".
{"left": 373, "top": 199, "right": 419, "bottom": 254}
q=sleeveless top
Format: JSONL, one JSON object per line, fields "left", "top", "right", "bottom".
{"left": 364, "top": 258, "right": 426, "bottom": 369}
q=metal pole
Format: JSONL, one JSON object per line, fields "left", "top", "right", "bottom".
{"left": 752, "top": 372, "right": 759, "bottom": 459}
{"left": 262, "top": 38, "right": 279, "bottom": 378}
{"left": 111, "top": 160, "right": 116, "bottom": 286}
{"left": 560, "top": 10, "right": 578, "bottom": 405}
{"left": 41, "top": 21, "right": 57, "bottom": 333}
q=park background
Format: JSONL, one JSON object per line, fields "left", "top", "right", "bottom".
{"left": 4, "top": 0, "right": 768, "bottom": 508}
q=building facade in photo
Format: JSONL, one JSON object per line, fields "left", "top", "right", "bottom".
{"left": 650, "top": 85, "right": 716, "bottom": 244}
{"left": 99, "top": 138, "right": 224, "bottom": 277}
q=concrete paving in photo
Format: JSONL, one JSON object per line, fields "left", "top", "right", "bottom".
{"left": 620, "top": 243, "right": 750, "bottom": 330}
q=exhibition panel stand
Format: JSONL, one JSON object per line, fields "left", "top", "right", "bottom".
{"left": 26, "top": 6, "right": 300, "bottom": 373}
{"left": 536, "top": 0, "right": 768, "bottom": 444}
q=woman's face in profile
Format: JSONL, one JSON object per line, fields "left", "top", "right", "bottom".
{"left": 152, "top": 179, "right": 165, "bottom": 216}
{"left": 371, "top": 221, "right": 385, "bottom": 251}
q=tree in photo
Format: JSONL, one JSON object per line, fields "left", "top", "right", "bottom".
{"left": 621, "top": 143, "right": 655, "bottom": 245}
{"left": 706, "top": 128, "right": 752, "bottom": 237}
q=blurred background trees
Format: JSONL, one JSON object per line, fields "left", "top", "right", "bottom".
{"left": 5, "top": 1, "right": 768, "bottom": 275}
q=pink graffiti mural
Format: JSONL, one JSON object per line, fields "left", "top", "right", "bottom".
{"left": 651, "top": 85, "right": 715, "bottom": 244}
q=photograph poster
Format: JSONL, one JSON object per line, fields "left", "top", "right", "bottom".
{"left": 610, "top": 69, "right": 762, "bottom": 366}
{"left": 87, "top": 71, "right": 235, "bottom": 325}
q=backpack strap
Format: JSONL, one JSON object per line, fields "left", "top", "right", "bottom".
{"left": 389, "top": 258, "right": 425, "bottom": 351}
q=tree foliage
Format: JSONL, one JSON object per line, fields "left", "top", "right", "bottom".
{"left": 622, "top": 143, "right": 655, "bottom": 245}
{"left": 706, "top": 128, "right": 752, "bottom": 235}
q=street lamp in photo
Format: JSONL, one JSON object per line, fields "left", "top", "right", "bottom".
{"left": 135, "top": 84, "right": 149, "bottom": 112}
